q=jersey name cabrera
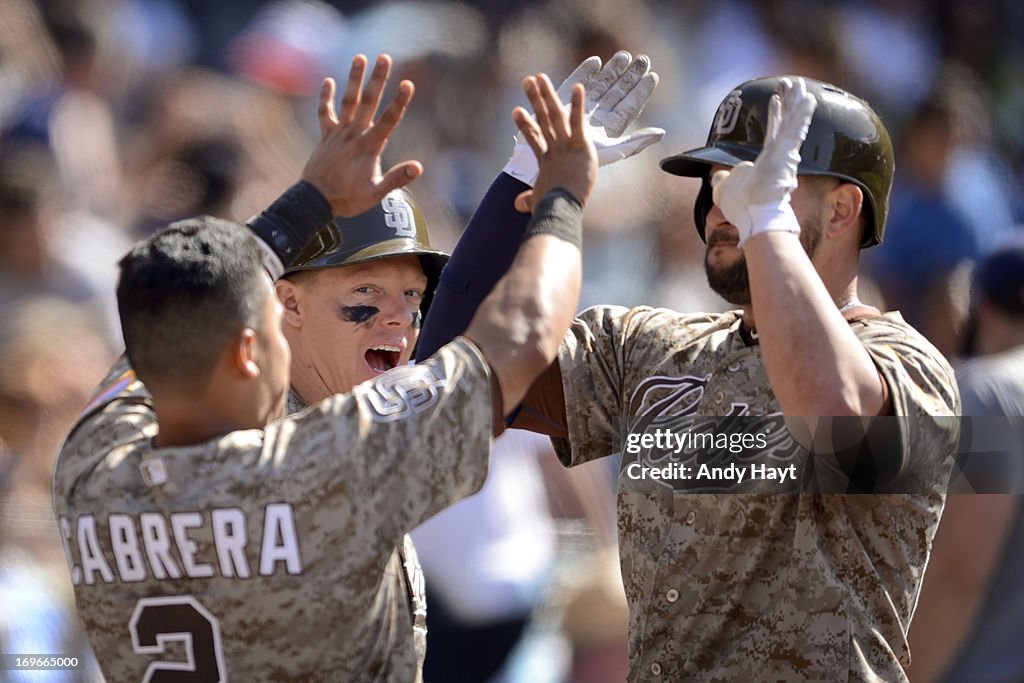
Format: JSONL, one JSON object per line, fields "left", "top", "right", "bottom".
{"left": 58, "top": 504, "right": 301, "bottom": 585}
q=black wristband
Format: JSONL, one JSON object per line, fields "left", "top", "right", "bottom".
{"left": 246, "top": 181, "right": 333, "bottom": 270}
{"left": 522, "top": 188, "right": 584, "bottom": 249}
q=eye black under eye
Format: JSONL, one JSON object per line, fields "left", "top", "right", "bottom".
{"left": 340, "top": 305, "right": 379, "bottom": 324}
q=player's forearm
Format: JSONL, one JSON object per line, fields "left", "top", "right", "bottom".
{"left": 744, "top": 232, "right": 884, "bottom": 417}
{"left": 465, "top": 190, "right": 582, "bottom": 414}
{"left": 417, "top": 173, "right": 532, "bottom": 359}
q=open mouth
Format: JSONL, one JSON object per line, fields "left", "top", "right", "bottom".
{"left": 365, "top": 345, "right": 402, "bottom": 374}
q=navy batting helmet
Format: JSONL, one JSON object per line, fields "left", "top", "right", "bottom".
{"left": 285, "top": 188, "right": 449, "bottom": 319}
{"left": 660, "top": 76, "right": 895, "bottom": 248}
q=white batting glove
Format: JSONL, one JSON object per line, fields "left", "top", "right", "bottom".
{"left": 504, "top": 51, "right": 664, "bottom": 186}
{"left": 710, "top": 77, "right": 817, "bottom": 247}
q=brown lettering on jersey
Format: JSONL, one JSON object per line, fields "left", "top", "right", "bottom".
{"left": 628, "top": 374, "right": 711, "bottom": 418}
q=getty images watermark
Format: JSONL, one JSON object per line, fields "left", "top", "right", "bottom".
{"left": 617, "top": 415, "right": 1024, "bottom": 494}
{"left": 622, "top": 426, "right": 798, "bottom": 485}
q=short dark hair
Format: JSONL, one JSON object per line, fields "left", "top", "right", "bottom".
{"left": 117, "top": 216, "right": 268, "bottom": 391}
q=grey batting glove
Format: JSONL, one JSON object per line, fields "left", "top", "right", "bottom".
{"left": 504, "top": 51, "right": 664, "bottom": 186}
{"left": 710, "top": 77, "right": 817, "bottom": 247}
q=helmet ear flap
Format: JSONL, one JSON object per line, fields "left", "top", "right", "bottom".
{"left": 417, "top": 253, "right": 444, "bottom": 319}
{"left": 694, "top": 178, "right": 714, "bottom": 243}
{"left": 409, "top": 252, "right": 447, "bottom": 361}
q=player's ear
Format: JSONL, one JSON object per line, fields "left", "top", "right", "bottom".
{"left": 234, "top": 328, "right": 261, "bottom": 378}
{"left": 825, "top": 182, "right": 863, "bottom": 242}
{"left": 275, "top": 278, "right": 304, "bottom": 329}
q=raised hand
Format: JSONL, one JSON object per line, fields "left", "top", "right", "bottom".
{"left": 511, "top": 74, "right": 598, "bottom": 213}
{"left": 504, "top": 52, "right": 663, "bottom": 187}
{"left": 709, "top": 77, "right": 817, "bottom": 245}
{"left": 300, "top": 54, "right": 423, "bottom": 217}
{"left": 582, "top": 50, "right": 658, "bottom": 138}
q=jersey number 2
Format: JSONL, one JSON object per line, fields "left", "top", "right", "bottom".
{"left": 129, "top": 596, "right": 226, "bottom": 682}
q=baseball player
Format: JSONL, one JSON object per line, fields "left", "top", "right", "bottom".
{"left": 419, "top": 76, "right": 961, "bottom": 681}
{"left": 263, "top": 186, "right": 447, "bottom": 677}
{"left": 51, "top": 59, "right": 595, "bottom": 681}
{"left": 272, "top": 52, "right": 659, "bottom": 677}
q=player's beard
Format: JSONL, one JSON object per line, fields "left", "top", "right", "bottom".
{"left": 704, "top": 244, "right": 752, "bottom": 305}
{"left": 704, "top": 210, "right": 825, "bottom": 305}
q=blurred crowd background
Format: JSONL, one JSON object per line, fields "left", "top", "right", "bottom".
{"left": 1, "top": 0, "right": 1021, "bottom": 681}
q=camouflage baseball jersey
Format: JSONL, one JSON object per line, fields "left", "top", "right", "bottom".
{"left": 553, "top": 305, "right": 959, "bottom": 682}
{"left": 52, "top": 337, "right": 492, "bottom": 682}
{"left": 284, "top": 388, "right": 428, "bottom": 678}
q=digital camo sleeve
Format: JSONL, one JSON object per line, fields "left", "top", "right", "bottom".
{"left": 853, "top": 314, "right": 961, "bottom": 484}
{"left": 264, "top": 337, "right": 494, "bottom": 547}
{"left": 52, "top": 356, "right": 155, "bottom": 525}
{"left": 71, "top": 355, "right": 152, "bottom": 430}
